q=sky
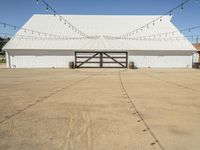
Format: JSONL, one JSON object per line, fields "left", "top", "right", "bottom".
{"left": 0, "top": 0, "right": 200, "bottom": 41}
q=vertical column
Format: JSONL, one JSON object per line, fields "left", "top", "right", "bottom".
{"left": 75, "top": 51, "right": 77, "bottom": 68}
{"left": 100, "top": 52, "right": 103, "bottom": 68}
{"left": 125, "top": 52, "right": 128, "bottom": 68}
{"left": 6, "top": 51, "right": 10, "bottom": 68}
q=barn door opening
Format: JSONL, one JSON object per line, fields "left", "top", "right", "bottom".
{"left": 75, "top": 51, "right": 128, "bottom": 68}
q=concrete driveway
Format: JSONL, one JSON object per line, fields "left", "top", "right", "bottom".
{"left": 0, "top": 68, "right": 200, "bottom": 150}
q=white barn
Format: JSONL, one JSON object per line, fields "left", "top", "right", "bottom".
{"left": 3, "top": 15, "right": 196, "bottom": 68}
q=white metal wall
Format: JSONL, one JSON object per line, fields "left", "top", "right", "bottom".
{"left": 128, "top": 50, "right": 193, "bottom": 68}
{"left": 193, "top": 51, "right": 199, "bottom": 63}
{"left": 7, "top": 50, "right": 74, "bottom": 68}
{"left": 6, "top": 50, "right": 193, "bottom": 68}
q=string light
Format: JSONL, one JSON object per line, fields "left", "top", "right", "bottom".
{"left": 46, "top": 4, "right": 49, "bottom": 12}
{"left": 114, "top": 34, "right": 200, "bottom": 42}
{"left": 181, "top": 3, "right": 184, "bottom": 11}
{"left": 117, "top": 0, "right": 193, "bottom": 38}
{"left": 0, "top": 21, "right": 75, "bottom": 39}
{"left": 36, "top": 0, "right": 94, "bottom": 38}
{"left": 0, "top": 32, "right": 94, "bottom": 41}
{"left": 126, "top": 25, "right": 200, "bottom": 40}
{"left": 169, "top": 11, "right": 172, "bottom": 16}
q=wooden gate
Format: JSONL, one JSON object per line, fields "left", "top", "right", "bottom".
{"left": 75, "top": 51, "right": 128, "bottom": 68}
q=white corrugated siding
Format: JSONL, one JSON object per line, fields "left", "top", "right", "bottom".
{"left": 7, "top": 50, "right": 74, "bottom": 68}
{"left": 193, "top": 52, "right": 199, "bottom": 63}
{"left": 7, "top": 50, "right": 193, "bottom": 68}
{"left": 128, "top": 51, "right": 193, "bottom": 68}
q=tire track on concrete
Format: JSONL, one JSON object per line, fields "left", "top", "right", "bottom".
{"left": 0, "top": 74, "right": 96, "bottom": 125}
{"left": 61, "top": 111, "right": 92, "bottom": 150}
{"left": 62, "top": 112, "right": 74, "bottom": 150}
{"left": 118, "top": 70, "right": 165, "bottom": 150}
{"left": 84, "top": 111, "right": 92, "bottom": 150}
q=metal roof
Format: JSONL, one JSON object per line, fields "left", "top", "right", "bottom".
{"left": 3, "top": 15, "right": 196, "bottom": 51}
{"left": 193, "top": 43, "right": 200, "bottom": 51}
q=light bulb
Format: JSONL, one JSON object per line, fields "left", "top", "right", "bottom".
{"left": 46, "top": 5, "right": 49, "bottom": 12}
{"left": 181, "top": 4, "right": 184, "bottom": 11}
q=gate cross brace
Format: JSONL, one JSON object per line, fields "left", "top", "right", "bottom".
{"left": 103, "top": 53, "right": 126, "bottom": 68}
{"left": 77, "top": 52, "right": 100, "bottom": 68}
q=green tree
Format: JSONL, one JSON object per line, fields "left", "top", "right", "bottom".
{"left": 0, "top": 37, "right": 10, "bottom": 63}
{"left": 0, "top": 37, "right": 10, "bottom": 54}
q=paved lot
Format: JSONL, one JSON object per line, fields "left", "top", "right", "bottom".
{"left": 0, "top": 63, "right": 6, "bottom": 68}
{"left": 0, "top": 68, "right": 200, "bottom": 150}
